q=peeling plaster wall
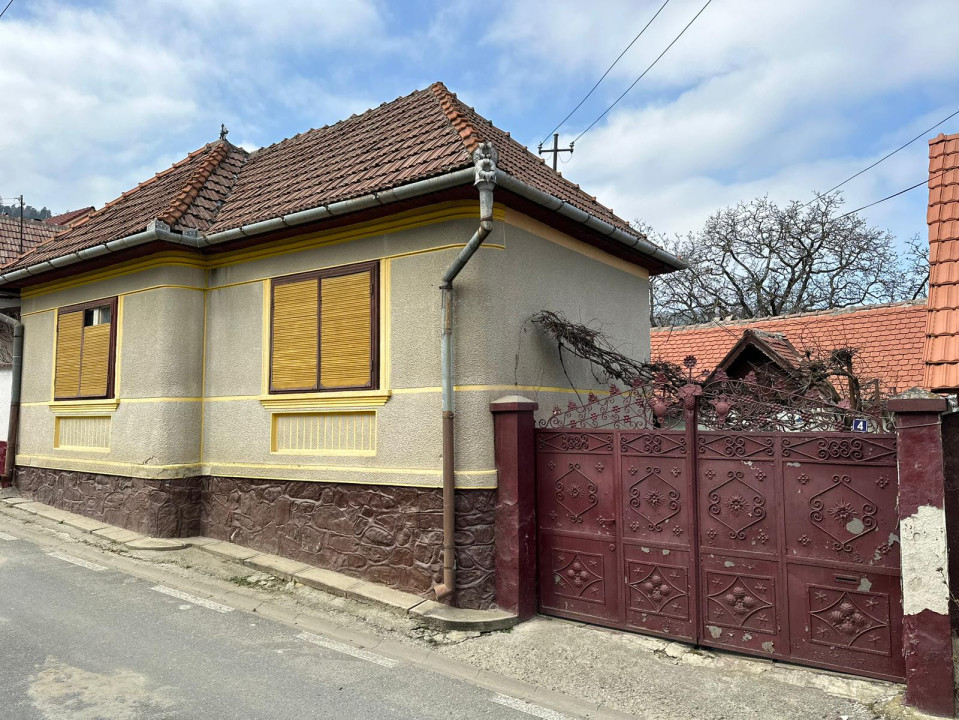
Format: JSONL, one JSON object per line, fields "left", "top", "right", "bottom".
{"left": 900, "top": 504, "right": 951, "bottom": 616}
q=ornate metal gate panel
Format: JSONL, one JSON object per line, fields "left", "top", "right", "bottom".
{"left": 534, "top": 385, "right": 905, "bottom": 681}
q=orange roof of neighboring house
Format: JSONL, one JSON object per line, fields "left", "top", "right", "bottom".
{"left": 651, "top": 300, "right": 929, "bottom": 393}
{"left": 0, "top": 214, "right": 65, "bottom": 266}
{"left": 4, "top": 82, "right": 657, "bottom": 278}
{"left": 925, "top": 132, "right": 959, "bottom": 391}
{"left": 45, "top": 207, "right": 95, "bottom": 226}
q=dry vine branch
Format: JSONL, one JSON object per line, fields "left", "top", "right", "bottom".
{"left": 531, "top": 311, "right": 686, "bottom": 388}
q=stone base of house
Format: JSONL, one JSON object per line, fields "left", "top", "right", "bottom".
{"left": 14, "top": 467, "right": 496, "bottom": 609}
{"left": 16, "top": 466, "right": 201, "bottom": 537}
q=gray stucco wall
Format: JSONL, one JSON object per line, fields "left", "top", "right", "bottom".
{"left": 15, "top": 205, "right": 651, "bottom": 488}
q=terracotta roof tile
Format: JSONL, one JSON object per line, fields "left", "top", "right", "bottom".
{"left": 5, "top": 142, "right": 248, "bottom": 271}
{"left": 924, "top": 131, "right": 959, "bottom": 391}
{"left": 651, "top": 300, "right": 929, "bottom": 393}
{"left": 4, "top": 82, "right": 649, "bottom": 278}
{"left": 44, "top": 207, "right": 94, "bottom": 226}
{"left": 0, "top": 215, "right": 65, "bottom": 266}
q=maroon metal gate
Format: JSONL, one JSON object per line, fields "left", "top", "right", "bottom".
{"left": 535, "top": 382, "right": 905, "bottom": 681}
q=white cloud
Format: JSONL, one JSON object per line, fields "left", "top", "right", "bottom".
{"left": 485, "top": 0, "right": 959, "bottom": 244}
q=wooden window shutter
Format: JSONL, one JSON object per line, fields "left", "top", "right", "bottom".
{"left": 271, "top": 279, "right": 319, "bottom": 391}
{"left": 54, "top": 311, "right": 83, "bottom": 398}
{"left": 320, "top": 270, "right": 372, "bottom": 389}
{"left": 79, "top": 323, "right": 111, "bottom": 397}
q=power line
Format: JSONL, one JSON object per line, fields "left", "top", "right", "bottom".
{"left": 574, "top": 0, "right": 713, "bottom": 144}
{"left": 836, "top": 169, "right": 944, "bottom": 221}
{"left": 541, "top": 0, "right": 671, "bottom": 144}
{"left": 803, "top": 107, "right": 959, "bottom": 208}
{"left": 0, "top": 0, "right": 14, "bottom": 21}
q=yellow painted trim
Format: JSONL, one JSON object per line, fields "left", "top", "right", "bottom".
{"left": 391, "top": 384, "right": 611, "bottom": 395}
{"left": 23, "top": 384, "right": 602, "bottom": 407}
{"left": 120, "top": 284, "right": 205, "bottom": 297}
{"left": 200, "top": 288, "right": 208, "bottom": 462}
{"left": 19, "top": 307, "right": 54, "bottom": 319}
{"left": 15, "top": 455, "right": 497, "bottom": 488}
{"left": 21, "top": 251, "right": 206, "bottom": 298}
{"left": 48, "top": 400, "right": 119, "bottom": 416}
{"left": 48, "top": 309, "right": 58, "bottom": 402}
{"left": 260, "top": 279, "right": 270, "bottom": 396}
{"left": 17, "top": 454, "right": 203, "bottom": 472}
{"left": 23, "top": 397, "right": 202, "bottom": 408}
{"left": 503, "top": 207, "right": 650, "bottom": 279}
{"left": 380, "top": 257, "right": 391, "bottom": 391}
{"left": 114, "top": 294, "right": 124, "bottom": 397}
{"left": 205, "top": 201, "right": 504, "bottom": 271}
{"left": 260, "top": 390, "right": 392, "bottom": 410}
{"left": 205, "top": 243, "right": 504, "bottom": 294}
{"left": 20, "top": 202, "right": 506, "bottom": 301}
{"left": 53, "top": 415, "right": 111, "bottom": 452}
{"left": 269, "top": 409, "right": 377, "bottom": 457}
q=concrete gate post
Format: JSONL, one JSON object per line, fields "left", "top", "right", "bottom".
{"left": 490, "top": 395, "right": 538, "bottom": 620}
{"left": 888, "top": 389, "right": 955, "bottom": 717}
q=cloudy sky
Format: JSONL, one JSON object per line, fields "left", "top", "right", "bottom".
{"left": 1, "top": 0, "right": 956, "bottom": 247}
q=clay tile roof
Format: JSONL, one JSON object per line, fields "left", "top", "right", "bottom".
{"left": 0, "top": 215, "right": 66, "bottom": 267}
{"left": 4, "top": 141, "right": 248, "bottom": 272}
{"left": 924, "top": 132, "right": 959, "bottom": 392}
{"left": 3, "top": 82, "right": 649, "bottom": 278}
{"left": 45, "top": 207, "right": 95, "bottom": 227}
{"left": 651, "top": 300, "right": 930, "bottom": 393}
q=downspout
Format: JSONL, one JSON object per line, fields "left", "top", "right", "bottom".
{"left": 0, "top": 311, "right": 22, "bottom": 487}
{"left": 433, "top": 142, "right": 498, "bottom": 602}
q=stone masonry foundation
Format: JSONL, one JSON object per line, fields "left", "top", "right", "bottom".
{"left": 15, "top": 467, "right": 496, "bottom": 610}
{"left": 16, "top": 466, "right": 201, "bottom": 538}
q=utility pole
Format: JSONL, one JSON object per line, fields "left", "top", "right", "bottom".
{"left": 537, "top": 133, "right": 573, "bottom": 171}
{"left": 18, "top": 195, "right": 23, "bottom": 254}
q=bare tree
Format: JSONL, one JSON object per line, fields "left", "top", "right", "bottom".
{"left": 649, "top": 192, "right": 928, "bottom": 326}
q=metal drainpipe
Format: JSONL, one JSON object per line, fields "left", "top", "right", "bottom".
{"left": 433, "top": 142, "right": 498, "bottom": 603}
{"left": 0, "top": 313, "right": 22, "bottom": 486}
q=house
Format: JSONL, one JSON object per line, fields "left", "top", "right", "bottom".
{"left": 0, "top": 214, "right": 68, "bottom": 444}
{"left": 650, "top": 300, "right": 929, "bottom": 394}
{"left": 43, "top": 206, "right": 95, "bottom": 227}
{"left": 0, "top": 82, "right": 682, "bottom": 609}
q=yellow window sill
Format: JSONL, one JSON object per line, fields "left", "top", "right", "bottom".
{"left": 259, "top": 390, "right": 391, "bottom": 411}
{"left": 49, "top": 399, "right": 119, "bottom": 416}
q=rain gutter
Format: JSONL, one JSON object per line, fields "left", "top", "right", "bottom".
{"left": 433, "top": 142, "right": 499, "bottom": 603}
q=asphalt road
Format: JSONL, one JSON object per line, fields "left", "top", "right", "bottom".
{"left": 0, "top": 531, "right": 557, "bottom": 720}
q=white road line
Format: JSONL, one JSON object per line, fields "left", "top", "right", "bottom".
{"left": 297, "top": 631, "right": 398, "bottom": 668}
{"left": 47, "top": 551, "right": 107, "bottom": 572}
{"left": 0, "top": 531, "right": 18, "bottom": 540}
{"left": 150, "top": 585, "right": 234, "bottom": 613}
{"left": 491, "top": 695, "right": 574, "bottom": 720}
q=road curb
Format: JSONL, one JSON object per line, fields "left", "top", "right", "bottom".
{"left": 1, "top": 495, "right": 518, "bottom": 633}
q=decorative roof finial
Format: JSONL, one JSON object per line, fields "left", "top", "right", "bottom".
{"left": 220, "top": 124, "right": 229, "bottom": 141}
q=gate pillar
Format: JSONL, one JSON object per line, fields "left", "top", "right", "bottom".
{"left": 889, "top": 389, "right": 955, "bottom": 717}
{"left": 490, "top": 395, "right": 538, "bottom": 620}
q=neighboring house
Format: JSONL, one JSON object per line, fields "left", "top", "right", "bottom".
{"left": 44, "top": 206, "right": 95, "bottom": 227}
{"left": 0, "top": 82, "right": 682, "bottom": 608}
{"left": 0, "top": 214, "right": 68, "bottom": 440}
{"left": 924, "top": 131, "right": 959, "bottom": 393}
{"left": 653, "top": 130, "right": 959, "bottom": 402}
{"left": 651, "top": 300, "right": 929, "bottom": 394}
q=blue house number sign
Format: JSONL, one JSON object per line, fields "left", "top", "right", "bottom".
{"left": 851, "top": 418, "right": 868, "bottom": 433}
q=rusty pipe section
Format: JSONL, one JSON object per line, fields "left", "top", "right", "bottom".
{"left": 433, "top": 142, "right": 498, "bottom": 603}
{"left": 0, "top": 312, "right": 23, "bottom": 486}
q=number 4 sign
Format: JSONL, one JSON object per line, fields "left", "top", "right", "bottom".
{"left": 851, "top": 418, "right": 868, "bottom": 433}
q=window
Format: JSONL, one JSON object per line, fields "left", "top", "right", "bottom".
{"left": 54, "top": 297, "right": 118, "bottom": 400}
{"left": 270, "top": 261, "right": 378, "bottom": 393}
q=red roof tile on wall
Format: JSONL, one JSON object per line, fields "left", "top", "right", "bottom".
{"left": 651, "top": 301, "right": 929, "bottom": 393}
{"left": 924, "top": 132, "right": 959, "bottom": 392}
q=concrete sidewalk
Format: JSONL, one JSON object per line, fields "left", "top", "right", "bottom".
{"left": 1, "top": 493, "right": 514, "bottom": 632}
{"left": 0, "top": 492, "right": 940, "bottom": 720}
